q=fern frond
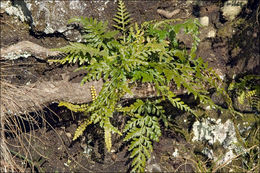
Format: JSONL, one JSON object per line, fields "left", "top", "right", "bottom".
{"left": 123, "top": 114, "right": 161, "bottom": 172}
{"left": 90, "top": 85, "right": 97, "bottom": 101}
{"left": 123, "top": 100, "right": 163, "bottom": 172}
{"left": 49, "top": 16, "right": 118, "bottom": 65}
{"left": 52, "top": 7, "right": 223, "bottom": 172}
{"left": 69, "top": 17, "right": 117, "bottom": 48}
{"left": 113, "top": 0, "right": 131, "bottom": 32}
{"left": 50, "top": 43, "right": 108, "bottom": 65}
{"left": 113, "top": 0, "right": 132, "bottom": 42}
{"left": 104, "top": 128, "right": 112, "bottom": 152}
{"left": 238, "top": 91, "right": 246, "bottom": 104}
{"left": 246, "top": 90, "right": 257, "bottom": 98}
{"left": 73, "top": 119, "right": 92, "bottom": 140}
{"left": 58, "top": 101, "right": 88, "bottom": 112}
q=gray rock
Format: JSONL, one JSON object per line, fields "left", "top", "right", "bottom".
{"left": 0, "top": 0, "right": 31, "bottom": 23}
{"left": 1, "top": 0, "right": 116, "bottom": 41}
{"left": 192, "top": 118, "right": 245, "bottom": 165}
{"left": 199, "top": 26, "right": 217, "bottom": 40}
{"left": 211, "top": 91, "right": 225, "bottom": 106}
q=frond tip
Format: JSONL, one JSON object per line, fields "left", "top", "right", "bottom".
{"left": 113, "top": 0, "right": 132, "bottom": 34}
{"left": 105, "top": 129, "right": 112, "bottom": 152}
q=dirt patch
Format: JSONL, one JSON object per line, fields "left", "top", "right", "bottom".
{"left": 5, "top": 109, "right": 192, "bottom": 172}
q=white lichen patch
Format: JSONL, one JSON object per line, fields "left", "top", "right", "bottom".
{"left": 192, "top": 117, "right": 244, "bottom": 165}
{"left": 4, "top": 51, "right": 32, "bottom": 60}
{"left": 172, "top": 148, "right": 179, "bottom": 157}
{"left": 1, "top": 0, "right": 29, "bottom": 22}
{"left": 221, "top": 0, "right": 248, "bottom": 21}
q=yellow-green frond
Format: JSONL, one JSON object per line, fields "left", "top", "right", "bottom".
{"left": 104, "top": 129, "right": 112, "bottom": 152}
{"left": 91, "top": 85, "right": 97, "bottom": 101}
{"left": 58, "top": 101, "right": 88, "bottom": 112}
{"left": 73, "top": 119, "right": 92, "bottom": 141}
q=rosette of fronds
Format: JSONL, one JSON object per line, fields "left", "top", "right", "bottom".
{"left": 50, "top": 0, "right": 226, "bottom": 171}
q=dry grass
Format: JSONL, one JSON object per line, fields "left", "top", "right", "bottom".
{"left": 0, "top": 61, "right": 90, "bottom": 172}
{"left": 0, "top": 62, "right": 46, "bottom": 172}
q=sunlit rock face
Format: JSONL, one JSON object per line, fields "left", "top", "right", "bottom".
{"left": 1, "top": 0, "right": 115, "bottom": 40}
{"left": 25, "top": 0, "right": 111, "bottom": 34}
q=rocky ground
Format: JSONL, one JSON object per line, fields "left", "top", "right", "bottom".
{"left": 0, "top": 0, "right": 259, "bottom": 172}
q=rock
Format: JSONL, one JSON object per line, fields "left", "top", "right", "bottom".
{"left": 157, "top": 8, "right": 181, "bottom": 19}
{"left": 207, "top": 29, "right": 216, "bottom": 38}
{"left": 1, "top": 0, "right": 116, "bottom": 40}
{"left": 192, "top": 118, "right": 245, "bottom": 165}
{"left": 146, "top": 163, "right": 162, "bottom": 172}
{"left": 211, "top": 91, "right": 225, "bottom": 106}
{"left": 146, "top": 155, "right": 162, "bottom": 172}
{"left": 199, "top": 26, "right": 216, "bottom": 40}
{"left": 172, "top": 148, "right": 179, "bottom": 157}
{"left": 221, "top": 0, "right": 248, "bottom": 21}
{"left": 199, "top": 16, "right": 209, "bottom": 27}
{"left": 0, "top": 0, "right": 31, "bottom": 23}
{"left": 202, "top": 147, "right": 214, "bottom": 159}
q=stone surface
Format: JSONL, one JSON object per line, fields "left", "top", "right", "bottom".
{"left": 0, "top": 0, "right": 167, "bottom": 42}
{"left": 221, "top": 0, "right": 248, "bottom": 21}
{"left": 207, "top": 29, "right": 216, "bottom": 38}
{"left": 199, "top": 16, "right": 209, "bottom": 26}
{"left": 146, "top": 155, "right": 162, "bottom": 172}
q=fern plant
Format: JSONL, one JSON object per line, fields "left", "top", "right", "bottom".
{"left": 228, "top": 75, "right": 260, "bottom": 111}
{"left": 50, "top": 0, "right": 225, "bottom": 172}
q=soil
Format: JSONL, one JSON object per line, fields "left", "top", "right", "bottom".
{"left": 1, "top": 1, "right": 259, "bottom": 172}
{"left": 4, "top": 99, "right": 194, "bottom": 172}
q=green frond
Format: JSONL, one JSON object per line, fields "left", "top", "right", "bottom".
{"left": 49, "top": 16, "right": 118, "bottom": 66}
{"left": 58, "top": 101, "right": 88, "bottom": 112}
{"left": 246, "top": 90, "right": 257, "bottom": 98}
{"left": 228, "top": 75, "right": 260, "bottom": 112}
{"left": 50, "top": 43, "right": 108, "bottom": 65}
{"left": 113, "top": 0, "right": 132, "bottom": 42}
{"left": 123, "top": 100, "right": 163, "bottom": 171}
{"left": 104, "top": 128, "right": 112, "bottom": 152}
{"left": 238, "top": 91, "right": 246, "bottom": 104}
{"left": 167, "top": 92, "right": 196, "bottom": 116}
{"left": 73, "top": 119, "right": 92, "bottom": 141}
{"left": 113, "top": 0, "right": 132, "bottom": 31}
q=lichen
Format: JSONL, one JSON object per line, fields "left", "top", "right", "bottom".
{"left": 4, "top": 51, "right": 32, "bottom": 60}
{"left": 192, "top": 117, "right": 245, "bottom": 165}
{"left": 1, "top": 0, "right": 28, "bottom": 22}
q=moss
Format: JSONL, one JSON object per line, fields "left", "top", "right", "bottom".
{"left": 217, "top": 18, "right": 247, "bottom": 38}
